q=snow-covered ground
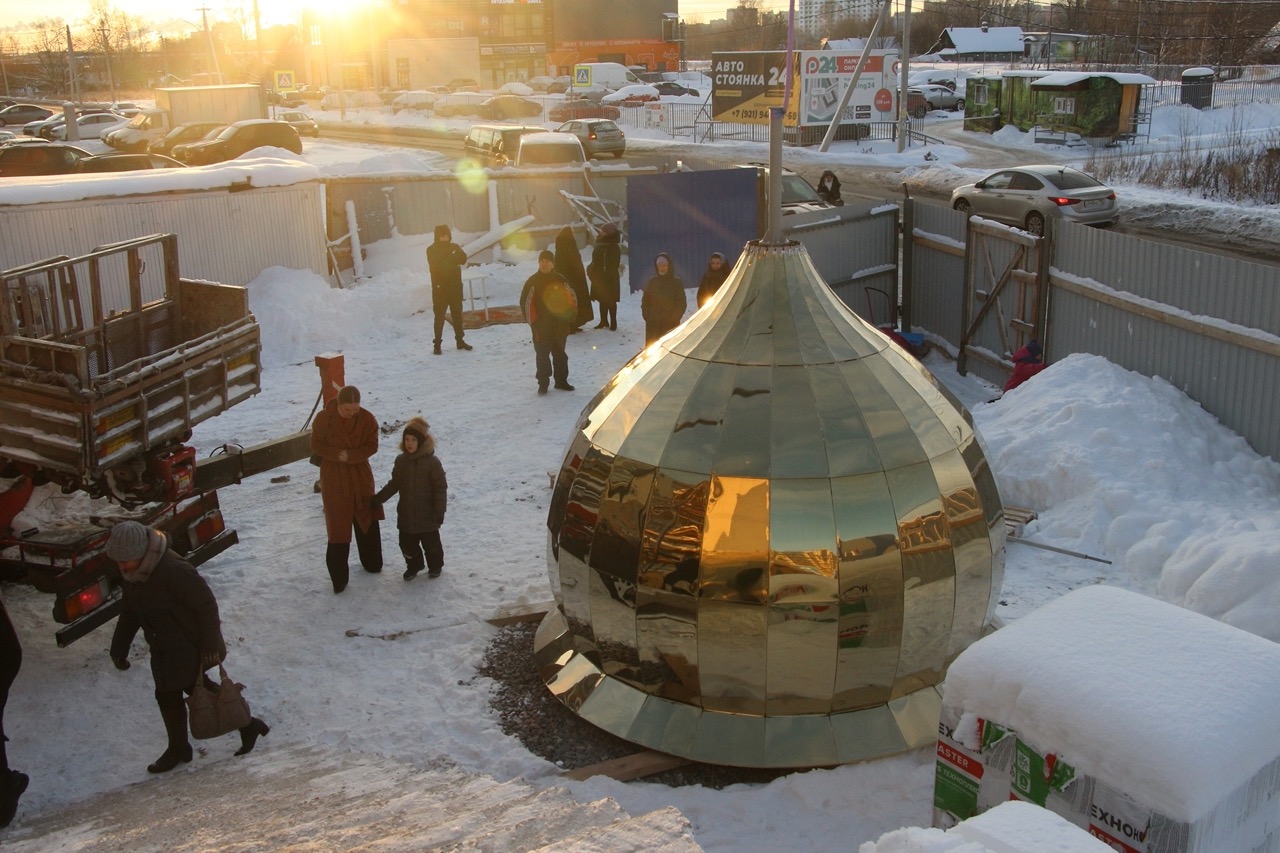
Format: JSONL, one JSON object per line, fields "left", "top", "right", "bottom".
{"left": 2, "top": 88, "right": 1279, "bottom": 851}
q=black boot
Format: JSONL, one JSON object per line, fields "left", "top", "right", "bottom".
{"left": 150, "top": 691, "right": 194, "bottom": 773}
{"left": 326, "top": 543, "right": 350, "bottom": 593}
{"left": 147, "top": 745, "right": 193, "bottom": 773}
{"left": 235, "top": 717, "right": 270, "bottom": 756}
{"left": 0, "top": 769, "right": 28, "bottom": 828}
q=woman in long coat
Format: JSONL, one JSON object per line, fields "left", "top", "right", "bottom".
{"left": 588, "top": 223, "right": 622, "bottom": 331}
{"left": 311, "top": 384, "right": 383, "bottom": 593}
{"left": 554, "top": 226, "right": 593, "bottom": 331}
{"left": 641, "top": 252, "right": 687, "bottom": 345}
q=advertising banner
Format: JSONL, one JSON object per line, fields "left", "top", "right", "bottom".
{"left": 789, "top": 50, "right": 899, "bottom": 128}
{"left": 711, "top": 51, "right": 790, "bottom": 124}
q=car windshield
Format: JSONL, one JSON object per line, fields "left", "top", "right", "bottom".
{"left": 780, "top": 174, "right": 823, "bottom": 204}
{"left": 1042, "top": 169, "right": 1104, "bottom": 190}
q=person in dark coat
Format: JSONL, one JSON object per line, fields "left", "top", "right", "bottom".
{"left": 641, "top": 252, "right": 687, "bottom": 345}
{"left": 588, "top": 222, "right": 622, "bottom": 331}
{"left": 107, "top": 521, "right": 269, "bottom": 774}
{"left": 371, "top": 417, "right": 448, "bottom": 581}
{"left": 426, "top": 224, "right": 473, "bottom": 354}
{"left": 554, "top": 226, "right": 593, "bottom": 331}
{"left": 311, "top": 384, "right": 383, "bottom": 593}
{"left": 696, "top": 252, "right": 730, "bottom": 308}
{"left": 0, "top": 598, "right": 25, "bottom": 827}
{"left": 520, "top": 250, "right": 576, "bottom": 395}
{"left": 1003, "top": 341, "right": 1048, "bottom": 392}
{"left": 817, "top": 170, "right": 843, "bottom": 206}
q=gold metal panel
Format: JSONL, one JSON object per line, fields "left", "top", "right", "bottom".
{"left": 831, "top": 473, "right": 904, "bottom": 711}
{"left": 626, "top": 695, "right": 702, "bottom": 757}
{"left": 560, "top": 447, "right": 613, "bottom": 563}
{"left": 764, "top": 714, "right": 838, "bottom": 768}
{"left": 660, "top": 362, "right": 738, "bottom": 474}
{"left": 765, "top": 603, "right": 837, "bottom": 715}
{"left": 557, "top": 547, "right": 595, "bottom": 646}
{"left": 699, "top": 475, "right": 769, "bottom": 603}
{"left": 616, "top": 358, "right": 710, "bottom": 465}
{"left": 589, "top": 352, "right": 682, "bottom": 455}
{"left": 934, "top": 450, "right": 993, "bottom": 661}
{"left": 831, "top": 704, "right": 909, "bottom": 764}
{"left": 639, "top": 468, "right": 707, "bottom": 583}
{"left": 888, "top": 463, "right": 954, "bottom": 696}
{"left": 835, "top": 360, "right": 929, "bottom": 469}
{"left": 588, "top": 457, "right": 653, "bottom": 577}
{"left": 698, "top": 600, "right": 768, "bottom": 714}
{"left": 888, "top": 687, "right": 943, "bottom": 749}
{"left": 808, "top": 364, "right": 882, "bottom": 477}
{"left": 635, "top": 587, "right": 700, "bottom": 702}
{"left": 576, "top": 672, "right": 648, "bottom": 737}
{"left": 532, "top": 609, "right": 573, "bottom": 676}
{"left": 864, "top": 360, "right": 958, "bottom": 462}
{"left": 689, "top": 708, "right": 767, "bottom": 767}
{"left": 589, "top": 568, "right": 640, "bottom": 682}
{"left": 870, "top": 347, "right": 973, "bottom": 455}
{"left": 545, "top": 650, "right": 604, "bottom": 713}
{"left": 711, "top": 366, "right": 772, "bottom": 477}
{"left": 769, "top": 366, "right": 829, "bottom": 478}
{"left": 736, "top": 264, "right": 790, "bottom": 367}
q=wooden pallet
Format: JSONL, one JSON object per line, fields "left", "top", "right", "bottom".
{"left": 1005, "top": 505, "right": 1038, "bottom": 539}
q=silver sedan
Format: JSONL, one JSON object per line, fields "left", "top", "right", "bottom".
{"left": 950, "top": 165, "right": 1118, "bottom": 235}
{"left": 910, "top": 83, "right": 965, "bottom": 112}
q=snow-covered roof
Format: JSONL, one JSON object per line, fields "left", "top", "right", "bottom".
{"left": 1032, "top": 71, "right": 1157, "bottom": 87}
{"left": 945, "top": 26, "right": 1024, "bottom": 54}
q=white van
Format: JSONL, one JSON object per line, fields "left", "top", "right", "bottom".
{"left": 571, "top": 62, "right": 643, "bottom": 96}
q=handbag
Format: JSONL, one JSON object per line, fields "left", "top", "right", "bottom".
{"left": 187, "top": 663, "right": 252, "bottom": 740}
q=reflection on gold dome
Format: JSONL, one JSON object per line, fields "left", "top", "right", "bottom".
{"left": 534, "top": 240, "right": 1005, "bottom": 768}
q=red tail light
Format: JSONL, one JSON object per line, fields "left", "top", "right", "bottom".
{"left": 588, "top": 131, "right": 598, "bottom": 140}
{"left": 188, "top": 510, "right": 226, "bottom": 549}
{"left": 61, "top": 578, "right": 110, "bottom": 622}
{"left": 1049, "top": 196, "right": 1079, "bottom": 206}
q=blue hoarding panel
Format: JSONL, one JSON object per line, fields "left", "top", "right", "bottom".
{"left": 625, "top": 169, "right": 758, "bottom": 294}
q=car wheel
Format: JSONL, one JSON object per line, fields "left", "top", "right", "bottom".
{"left": 926, "top": 102, "right": 936, "bottom": 111}
{"left": 1024, "top": 211, "right": 1046, "bottom": 236}
{"left": 956, "top": 99, "right": 965, "bottom": 111}
{"left": 953, "top": 199, "right": 972, "bottom": 214}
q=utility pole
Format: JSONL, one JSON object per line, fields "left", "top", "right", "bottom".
{"left": 65, "top": 25, "right": 79, "bottom": 101}
{"left": 198, "top": 6, "right": 224, "bottom": 83}
{"left": 897, "top": 0, "right": 912, "bottom": 152}
{"left": 99, "top": 20, "right": 117, "bottom": 104}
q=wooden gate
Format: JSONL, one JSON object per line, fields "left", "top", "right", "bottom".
{"left": 955, "top": 217, "right": 1049, "bottom": 388}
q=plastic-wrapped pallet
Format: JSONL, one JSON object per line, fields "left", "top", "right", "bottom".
{"left": 933, "top": 586, "right": 1280, "bottom": 853}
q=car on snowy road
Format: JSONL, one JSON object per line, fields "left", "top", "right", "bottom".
{"left": 950, "top": 165, "right": 1118, "bottom": 235}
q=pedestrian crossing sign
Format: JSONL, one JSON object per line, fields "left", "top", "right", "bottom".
{"left": 574, "top": 66, "right": 591, "bottom": 86}
{"left": 274, "top": 70, "right": 295, "bottom": 90}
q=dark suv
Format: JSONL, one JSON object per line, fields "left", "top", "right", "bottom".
{"left": 0, "top": 143, "right": 91, "bottom": 177}
{"left": 170, "top": 119, "right": 302, "bottom": 166}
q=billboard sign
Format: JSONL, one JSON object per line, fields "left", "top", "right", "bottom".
{"left": 711, "top": 52, "right": 790, "bottom": 124}
{"left": 789, "top": 50, "right": 899, "bottom": 127}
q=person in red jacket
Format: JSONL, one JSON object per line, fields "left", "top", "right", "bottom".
{"left": 1004, "top": 340, "right": 1048, "bottom": 392}
{"left": 310, "top": 385, "right": 384, "bottom": 592}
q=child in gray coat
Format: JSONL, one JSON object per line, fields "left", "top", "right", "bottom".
{"left": 371, "top": 417, "right": 448, "bottom": 580}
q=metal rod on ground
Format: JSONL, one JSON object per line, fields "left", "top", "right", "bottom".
{"left": 1008, "top": 536, "right": 1112, "bottom": 564}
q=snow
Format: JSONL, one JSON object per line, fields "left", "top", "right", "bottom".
{"left": 3, "top": 89, "right": 1280, "bottom": 851}
{"left": 863, "top": 801, "right": 1113, "bottom": 853}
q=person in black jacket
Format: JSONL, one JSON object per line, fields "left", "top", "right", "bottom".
{"left": 817, "top": 170, "right": 843, "bottom": 206}
{"left": 588, "top": 223, "right": 622, "bottom": 331}
{"left": 554, "top": 226, "right": 593, "bottom": 332}
{"left": 520, "top": 250, "right": 576, "bottom": 394}
{"left": 641, "top": 252, "right": 687, "bottom": 345}
{"left": 107, "top": 521, "right": 269, "bottom": 774}
{"left": 0, "top": 598, "right": 25, "bottom": 828}
{"left": 371, "top": 417, "right": 448, "bottom": 581}
{"left": 696, "top": 252, "right": 730, "bottom": 308}
{"left": 426, "top": 224, "right": 473, "bottom": 355}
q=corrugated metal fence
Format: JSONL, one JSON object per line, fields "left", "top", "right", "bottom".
{"left": 905, "top": 199, "right": 1280, "bottom": 462}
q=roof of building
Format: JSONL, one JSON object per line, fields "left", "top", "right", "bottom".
{"left": 941, "top": 26, "right": 1025, "bottom": 54}
{"left": 1032, "top": 71, "right": 1158, "bottom": 87}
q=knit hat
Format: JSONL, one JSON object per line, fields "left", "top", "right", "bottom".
{"left": 538, "top": 250, "right": 555, "bottom": 263}
{"left": 105, "top": 521, "right": 150, "bottom": 562}
{"left": 403, "top": 417, "right": 429, "bottom": 444}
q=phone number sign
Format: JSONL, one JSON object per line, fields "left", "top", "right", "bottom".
{"left": 711, "top": 51, "right": 788, "bottom": 124}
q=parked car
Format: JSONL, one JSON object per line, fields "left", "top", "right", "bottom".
{"left": 513, "top": 131, "right": 586, "bottom": 168}
{"left": 446, "top": 77, "right": 480, "bottom": 92}
{"left": 555, "top": 118, "right": 625, "bottom": 159}
{"left": 547, "top": 98, "right": 620, "bottom": 123}
{"left": 23, "top": 114, "right": 64, "bottom": 137}
{"left": 601, "top": 84, "right": 661, "bottom": 106}
{"left": 148, "top": 121, "right": 226, "bottom": 156}
{"left": 477, "top": 95, "right": 544, "bottom": 120}
{"left": 546, "top": 76, "right": 572, "bottom": 94}
{"left": 652, "top": 81, "right": 700, "bottom": 98}
{"left": 49, "top": 112, "right": 130, "bottom": 141}
{"left": 171, "top": 119, "right": 303, "bottom": 165}
{"left": 950, "top": 165, "right": 1119, "bottom": 235}
{"left": 268, "top": 90, "right": 304, "bottom": 108}
{"left": 391, "top": 88, "right": 447, "bottom": 113}
{"left": 0, "top": 104, "right": 54, "bottom": 127}
{"left": 906, "top": 90, "right": 929, "bottom": 119}
{"left": 910, "top": 83, "right": 964, "bottom": 112}
{"left": 0, "top": 143, "right": 92, "bottom": 177}
{"left": 464, "top": 124, "right": 546, "bottom": 165}
{"left": 76, "top": 153, "right": 186, "bottom": 173}
{"left": 432, "top": 92, "right": 489, "bottom": 118}
{"left": 278, "top": 109, "right": 320, "bottom": 138}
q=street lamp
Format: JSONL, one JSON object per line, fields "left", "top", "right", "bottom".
{"left": 99, "top": 20, "right": 118, "bottom": 104}
{"left": 197, "top": 7, "right": 224, "bottom": 84}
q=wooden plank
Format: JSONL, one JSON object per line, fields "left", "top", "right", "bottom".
{"left": 1004, "top": 505, "right": 1038, "bottom": 538}
{"left": 563, "top": 751, "right": 693, "bottom": 783}
{"left": 485, "top": 601, "right": 554, "bottom": 627}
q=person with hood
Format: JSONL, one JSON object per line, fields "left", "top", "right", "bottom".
{"left": 370, "top": 417, "right": 448, "bottom": 581}
{"left": 311, "top": 384, "right": 383, "bottom": 592}
{"left": 106, "top": 521, "right": 270, "bottom": 774}
{"left": 696, "top": 252, "right": 730, "bottom": 308}
{"left": 426, "top": 224, "right": 473, "bottom": 355}
{"left": 520, "top": 250, "right": 576, "bottom": 395}
{"left": 641, "top": 253, "right": 687, "bottom": 345}
{"left": 588, "top": 222, "right": 622, "bottom": 331}
{"left": 817, "top": 170, "right": 843, "bottom": 206}
{"left": 554, "top": 226, "right": 593, "bottom": 332}
{"left": 0, "top": 598, "right": 25, "bottom": 827}
{"left": 1003, "top": 341, "right": 1048, "bottom": 392}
